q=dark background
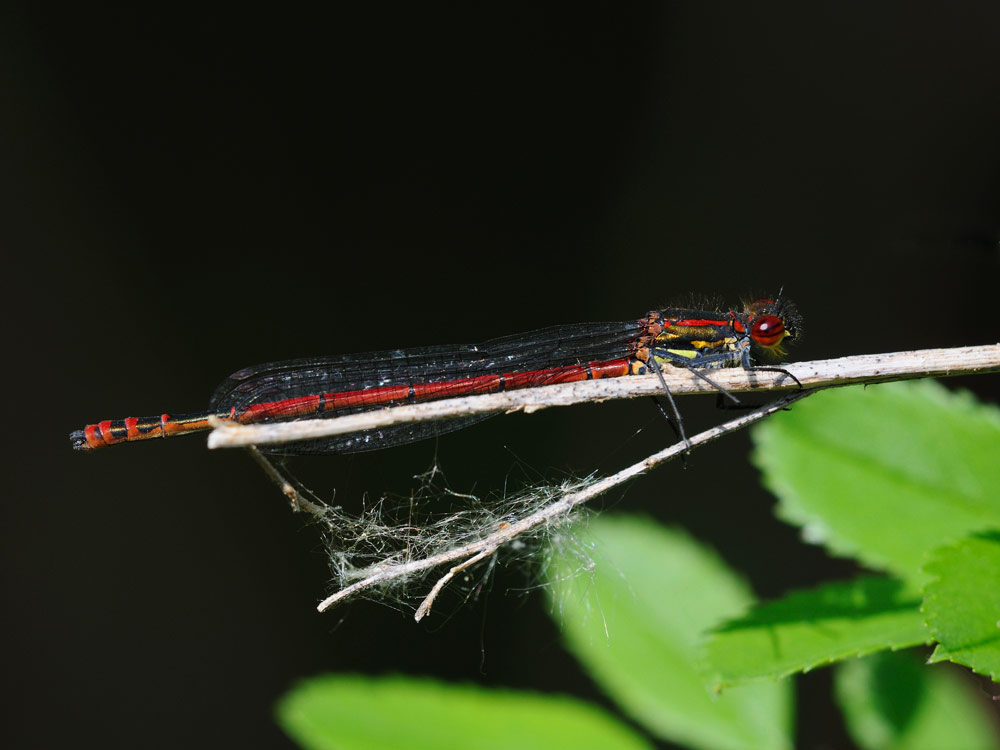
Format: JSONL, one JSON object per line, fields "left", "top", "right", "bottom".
{"left": 5, "top": 5, "right": 999, "bottom": 749}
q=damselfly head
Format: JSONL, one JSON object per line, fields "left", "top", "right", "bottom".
{"left": 745, "top": 297, "right": 802, "bottom": 357}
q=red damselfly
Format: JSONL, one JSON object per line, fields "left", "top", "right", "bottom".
{"left": 70, "top": 297, "right": 801, "bottom": 455}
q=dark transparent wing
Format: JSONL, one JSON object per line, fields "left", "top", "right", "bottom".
{"left": 211, "top": 320, "right": 642, "bottom": 455}
{"left": 257, "top": 414, "right": 498, "bottom": 456}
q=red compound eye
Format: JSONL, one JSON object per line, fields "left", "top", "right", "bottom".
{"left": 751, "top": 314, "right": 786, "bottom": 348}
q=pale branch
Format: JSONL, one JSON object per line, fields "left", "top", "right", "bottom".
{"left": 315, "top": 390, "right": 814, "bottom": 618}
{"left": 244, "top": 446, "right": 326, "bottom": 516}
{"left": 413, "top": 547, "right": 499, "bottom": 622}
{"left": 207, "top": 344, "right": 1000, "bottom": 451}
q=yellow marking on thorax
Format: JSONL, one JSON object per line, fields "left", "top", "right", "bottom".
{"left": 654, "top": 333, "right": 738, "bottom": 350}
{"left": 661, "top": 348, "right": 699, "bottom": 361}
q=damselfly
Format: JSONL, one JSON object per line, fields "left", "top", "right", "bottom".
{"left": 70, "top": 296, "right": 801, "bottom": 455}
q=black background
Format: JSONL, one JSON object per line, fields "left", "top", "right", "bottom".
{"left": 5, "top": 5, "right": 1000, "bottom": 749}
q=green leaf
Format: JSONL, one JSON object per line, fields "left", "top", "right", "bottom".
{"left": 704, "top": 576, "right": 931, "bottom": 687}
{"left": 276, "top": 674, "right": 652, "bottom": 750}
{"left": 545, "top": 516, "right": 793, "bottom": 750}
{"left": 923, "top": 532, "right": 1000, "bottom": 680}
{"left": 752, "top": 381, "right": 1000, "bottom": 581}
{"left": 835, "top": 650, "right": 1000, "bottom": 750}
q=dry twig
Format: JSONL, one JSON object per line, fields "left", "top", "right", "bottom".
{"left": 207, "top": 345, "right": 1000, "bottom": 450}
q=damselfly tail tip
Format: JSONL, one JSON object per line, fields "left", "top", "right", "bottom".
{"left": 70, "top": 429, "right": 92, "bottom": 451}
